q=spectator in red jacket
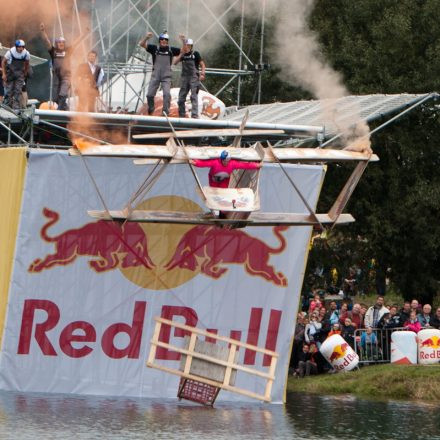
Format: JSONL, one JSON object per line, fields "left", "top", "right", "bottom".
{"left": 191, "top": 150, "right": 261, "bottom": 188}
{"left": 404, "top": 310, "right": 422, "bottom": 333}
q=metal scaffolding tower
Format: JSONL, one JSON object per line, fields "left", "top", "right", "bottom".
{"left": 50, "top": 0, "right": 267, "bottom": 112}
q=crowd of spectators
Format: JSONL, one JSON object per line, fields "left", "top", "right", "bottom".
{"left": 291, "top": 291, "right": 440, "bottom": 378}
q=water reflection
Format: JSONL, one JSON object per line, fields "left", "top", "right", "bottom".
{"left": 0, "top": 391, "right": 438, "bottom": 439}
{"left": 286, "top": 393, "right": 440, "bottom": 440}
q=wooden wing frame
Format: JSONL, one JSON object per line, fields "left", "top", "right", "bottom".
{"left": 71, "top": 139, "right": 378, "bottom": 228}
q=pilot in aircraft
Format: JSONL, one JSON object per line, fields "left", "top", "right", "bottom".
{"left": 191, "top": 150, "right": 261, "bottom": 188}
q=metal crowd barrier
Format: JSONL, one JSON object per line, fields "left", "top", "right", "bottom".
{"left": 354, "top": 327, "right": 406, "bottom": 364}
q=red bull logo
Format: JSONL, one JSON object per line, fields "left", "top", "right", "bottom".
{"left": 419, "top": 335, "right": 440, "bottom": 360}
{"left": 164, "top": 224, "right": 288, "bottom": 287}
{"left": 28, "top": 207, "right": 154, "bottom": 273}
{"left": 329, "top": 342, "right": 349, "bottom": 362}
{"left": 28, "top": 196, "right": 289, "bottom": 289}
{"left": 420, "top": 336, "right": 440, "bottom": 349}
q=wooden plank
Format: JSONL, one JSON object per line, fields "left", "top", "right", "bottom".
{"left": 183, "top": 333, "right": 197, "bottom": 375}
{"left": 264, "top": 355, "right": 278, "bottom": 401}
{"left": 328, "top": 160, "right": 369, "bottom": 224}
{"left": 155, "top": 317, "right": 278, "bottom": 357}
{"left": 132, "top": 128, "right": 285, "bottom": 139}
{"left": 87, "top": 209, "right": 355, "bottom": 226}
{"left": 147, "top": 321, "right": 161, "bottom": 365}
{"left": 223, "top": 345, "right": 238, "bottom": 387}
{"left": 204, "top": 187, "right": 257, "bottom": 212}
{"left": 71, "top": 144, "right": 176, "bottom": 158}
{"left": 71, "top": 144, "right": 379, "bottom": 162}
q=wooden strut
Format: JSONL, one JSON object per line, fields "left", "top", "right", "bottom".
{"left": 328, "top": 154, "right": 372, "bottom": 229}
{"left": 231, "top": 108, "right": 249, "bottom": 148}
{"left": 162, "top": 112, "right": 207, "bottom": 203}
{"left": 147, "top": 317, "right": 279, "bottom": 403}
{"left": 267, "top": 142, "right": 326, "bottom": 231}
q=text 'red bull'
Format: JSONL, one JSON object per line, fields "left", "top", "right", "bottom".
{"left": 28, "top": 208, "right": 154, "bottom": 273}
{"left": 165, "top": 225, "right": 288, "bottom": 287}
{"left": 17, "top": 299, "right": 282, "bottom": 367}
{"left": 419, "top": 337, "right": 440, "bottom": 360}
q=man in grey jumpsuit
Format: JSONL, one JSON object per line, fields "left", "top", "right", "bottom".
{"left": 174, "top": 38, "right": 206, "bottom": 118}
{"left": 40, "top": 23, "right": 83, "bottom": 111}
{"left": 139, "top": 32, "right": 180, "bottom": 116}
{"left": 1, "top": 40, "right": 30, "bottom": 110}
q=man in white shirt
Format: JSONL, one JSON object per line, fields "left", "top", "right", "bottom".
{"left": 75, "top": 51, "right": 104, "bottom": 112}
{"left": 1, "top": 40, "right": 30, "bottom": 110}
{"left": 364, "top": 295, "right": 389, "bottom": 328}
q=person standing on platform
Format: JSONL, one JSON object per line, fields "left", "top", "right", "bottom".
{"left": 75, "top": 50, "right": 104, "bottom": 112}
{"left": 1, "top": 40, "right": 30, "bottom": 111}
{"left": 139, "top": 31, "right": 180, "bottom": 116}
{"left": 173, "top": 37, "right": 205, "bottom": 118}
{"left": 40, "top": 23, "right": 83, "bottom": 111}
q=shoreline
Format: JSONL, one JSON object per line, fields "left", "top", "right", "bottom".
{"left": 286, "top": 364, "right": 440, "bottom": 402}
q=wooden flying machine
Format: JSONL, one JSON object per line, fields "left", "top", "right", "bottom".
{"left": 69, "top": 112, "right": 378, "bottom": 229}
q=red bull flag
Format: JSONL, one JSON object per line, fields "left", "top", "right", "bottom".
{"left": 0, "top": 150, "right": 324, "bottom": 402}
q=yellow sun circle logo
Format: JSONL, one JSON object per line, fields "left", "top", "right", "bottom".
{"left": 120, "top": 195, "right": 203, "bottom": 290}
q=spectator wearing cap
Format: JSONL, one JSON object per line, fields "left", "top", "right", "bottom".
{"left": 40, "top": 22, "right": 84, "bottom": 110}
{"left": 139, "top": 31, "right": 181, "bottom": 116}
{"left": 191, "top": 150, "right": 261, "bottom": 188}
{"left": 173, "top": 35, "right": 206, "bottom": 118}
{"left": 1, "top": 40, "right": 30, "bottom": 110}
{"left": 364, "top": 295, "right": 389, "bottom": 328}
{"left": 417, "top": 304, "right": 433, "bottom": 328}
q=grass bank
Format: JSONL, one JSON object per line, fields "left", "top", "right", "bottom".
{"left": 287, "top": 364, "right": 440, "bottom": 401}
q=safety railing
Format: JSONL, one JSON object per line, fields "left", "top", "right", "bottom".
{"left": 354, "top": 327, "right": 406, "bottom": 364}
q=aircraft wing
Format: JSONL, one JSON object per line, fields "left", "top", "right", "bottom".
{"left": 87, "top": 209, "right": 354, "bottom": 226}
{"left": 132, "top": 128, "right": 285, "bottom": 139}
{"left": 70, "top": 144, "right": 378, "bottom": 162}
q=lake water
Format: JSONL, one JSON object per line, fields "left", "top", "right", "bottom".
{"left": 0, "top": 391, "right": 438, "bottom": 439}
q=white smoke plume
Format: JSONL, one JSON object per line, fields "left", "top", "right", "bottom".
{"left": 154, "top": 0, "right": 371, "bottom": 151}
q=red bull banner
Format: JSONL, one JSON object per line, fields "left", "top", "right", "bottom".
{"left": 0, "top": 150, "right": 324, "bottom": 402}
{"left": 418, "top": 329, "right": 440, "bottom": 365}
